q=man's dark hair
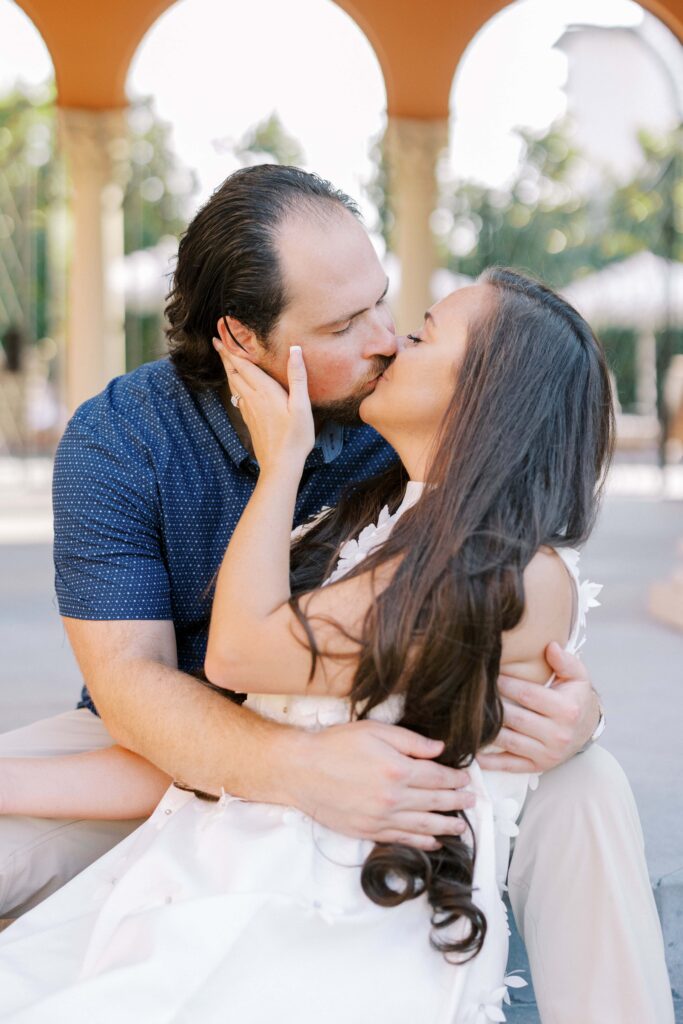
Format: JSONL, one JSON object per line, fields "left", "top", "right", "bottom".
{"left": 165, "top": 164, "right": 360, "bottom": 392}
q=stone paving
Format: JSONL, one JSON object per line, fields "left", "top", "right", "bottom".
{"left": 0, "top": 456, "right": 682, "bottom": 1017}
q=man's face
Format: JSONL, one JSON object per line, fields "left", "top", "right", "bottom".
{"left": 259, "top": 208, "right": 397, "bottom": 424}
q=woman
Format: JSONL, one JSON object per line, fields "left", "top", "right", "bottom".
{"left": 0, "top": 268, "right": 613, "bottom": 1023}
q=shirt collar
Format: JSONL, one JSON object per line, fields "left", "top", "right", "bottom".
{"left": 196, "top": 389, "right": 346, "bottom": 472}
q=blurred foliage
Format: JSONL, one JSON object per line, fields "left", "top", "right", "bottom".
{"left": 609, "top": 126, "right": 683, "bottom": 263}
{"left": 232, "top": 112, "right": 305, "bottom": 167}
{"left": 439, "top": 121, "right": 683, "bottom": 415}
{"left": 439, "top": 121, "right": 683, "bottom": 290}
{"left": 441, "top": 125, "right": 604, "bottom": 288}
{"left": 600, "top": 328, "right": 637, "bottom": 409}
{"left": 0, "top": 85, "right": 59, "bottom": 345}
{"left": 365, "top": 127, "right": 393, "bottom": 250}
{"left": 124, "top": 96, "right": 196, "bottom": 256}
{"left": 123, "top": 97, "right": 197, "bottom": 368}
{"left": 0, "top": 86, "right": 196, "bottom": 372}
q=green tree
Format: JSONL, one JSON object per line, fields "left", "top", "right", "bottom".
{"left": 124, "top": 97, "right": 196, "bottom": 256}
{"left": 232, "top": 112, "right": 305, "bottom": 167}
{"left": 365, "top": 127, "right": 393, "bottom": 250}
{"left": 0, "top": 85, "right": 60, "bottom": 349}
{"left": 0, "top": 86, "right": 197, "bottom": 371}
{"left": 123, "top": 96, "right": 197, "bottom": 368}
{"left": 439, "top": 124, "right": 607, "bottom": 288}
{"left": 608, "top": 125, "right": 683, "bottom": 262}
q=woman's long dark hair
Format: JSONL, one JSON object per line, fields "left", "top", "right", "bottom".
{"left": 288, "top": 268, "right": 615, "bottom": 961}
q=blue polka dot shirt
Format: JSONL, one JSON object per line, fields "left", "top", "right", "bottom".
{"left": 52, "top": 358, "right": 397, "bottom": 714}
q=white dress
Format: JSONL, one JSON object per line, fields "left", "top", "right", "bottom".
{"left": 0, "top": 482, "right": 600, "bottom": 1024}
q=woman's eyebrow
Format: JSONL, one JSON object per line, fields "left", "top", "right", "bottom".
{"left": 319, "top": 278, "right": 390, "bottom": 330}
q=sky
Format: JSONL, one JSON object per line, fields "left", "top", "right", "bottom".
{"left": 0, "top": 0, "right": 653, "bottom": 238}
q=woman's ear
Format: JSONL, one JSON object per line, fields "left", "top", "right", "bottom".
{"left": 216, "top": 316, "right": 262, "bottom": 360}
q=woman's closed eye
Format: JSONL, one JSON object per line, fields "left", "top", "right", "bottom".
{"left": 407, "top": 333, "right": 424, "bottom": 345}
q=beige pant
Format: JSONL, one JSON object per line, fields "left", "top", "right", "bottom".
{"left": 0, "top": 710, "right": 674, "bottom": 1023}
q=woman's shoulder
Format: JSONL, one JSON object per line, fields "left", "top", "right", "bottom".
{"left": 525, "top": 545, "right": 575, "bottom": 600}
{"left": 501, "top": 547, "right": 575, "bottom": 684}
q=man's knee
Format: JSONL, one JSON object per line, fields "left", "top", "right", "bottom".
{"left": 510, "top": 744, "right": 646, "bottom": 894}
{"left": 523, "top": 744, "right": 639, "bottom": 827}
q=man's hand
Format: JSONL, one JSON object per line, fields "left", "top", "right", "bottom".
{"left": 477, "top": 643, "right": 601, "bottom": 774}
{"left": 283, "top": 720, "right": 475, "bottom": 852}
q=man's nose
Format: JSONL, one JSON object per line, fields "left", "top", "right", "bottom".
{"left": 364, "top": 316, "right": 398, "bottom": 359}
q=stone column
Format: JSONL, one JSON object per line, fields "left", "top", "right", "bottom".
{"left": 384, "top": 117, "right": 449, "bottom": 333}
{"left": 59, "top": 109, "right": 129, "bottom": 413}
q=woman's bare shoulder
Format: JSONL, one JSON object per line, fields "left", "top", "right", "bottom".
{"left": 501, "top": 547, "right": 574, "bottom": 684}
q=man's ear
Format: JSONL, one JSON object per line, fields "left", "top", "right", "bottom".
{"left": 216, "top": 316, "right": 262, "bottom": 360}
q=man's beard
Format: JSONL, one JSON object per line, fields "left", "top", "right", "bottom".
{"left": 312, "top": 356, "right": 393, "bottom": 427}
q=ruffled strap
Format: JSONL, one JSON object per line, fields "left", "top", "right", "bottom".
{"left": 553, "top": 547, "right": 602, "bottom": 655}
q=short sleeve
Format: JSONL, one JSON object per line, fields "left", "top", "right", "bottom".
{"left": 53, "top": 414, "right": 172, "bottom": 621}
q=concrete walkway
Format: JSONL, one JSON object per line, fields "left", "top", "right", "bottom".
{"left": 0, "top": 456, "right": 681, "bottom": 1017}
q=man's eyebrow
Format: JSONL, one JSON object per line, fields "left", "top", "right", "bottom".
{"left": 320, "top": 278, "right": 390, "bottom": 330}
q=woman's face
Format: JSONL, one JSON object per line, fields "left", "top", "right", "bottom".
{"left": 360, "top": 283, "right": 495, "bottom": 449}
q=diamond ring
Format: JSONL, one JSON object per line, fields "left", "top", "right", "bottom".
{"left": 230, "top": 394, "right": 241, "bottom": 408}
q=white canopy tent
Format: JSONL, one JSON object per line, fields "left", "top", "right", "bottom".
{"left": 562, "top": 251, "right": 683, "bottom": 332}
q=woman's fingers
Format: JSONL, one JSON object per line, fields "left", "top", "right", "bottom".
{"left": 213, "top": 341, "right": 258, "bottom": 390}
{"left": 287, "top": 345, "right": 309, "bottom": 407}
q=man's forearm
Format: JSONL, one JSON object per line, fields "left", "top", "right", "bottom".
{"left": 91, "top": 658, "right": 304, "bottom": 803}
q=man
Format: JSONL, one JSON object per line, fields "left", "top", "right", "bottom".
{"left": 0, "top": 165, "right": 672, "bottom": 1022}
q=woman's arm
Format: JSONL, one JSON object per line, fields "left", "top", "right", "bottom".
{"left": 0, "top": 746, "right": 172, "bottom": 820}
{"left": 488, "top": 548, "right": 577, "bottom": 768}
{"left": 501, "top": 547, "right": 574, "bottom": 682}
{"left": 205, "top": 343, "right": 396, "bottom": 700}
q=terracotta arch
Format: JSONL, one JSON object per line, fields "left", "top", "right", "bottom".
{"left": 11, "top": 0, "right": 389, "bottom": 111}
{"left": 10, "top": 0, "right": 683, "bottom": 117}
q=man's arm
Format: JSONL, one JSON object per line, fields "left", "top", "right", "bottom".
{"left": 64, "top": 617, "right": 474, "bottom": 852}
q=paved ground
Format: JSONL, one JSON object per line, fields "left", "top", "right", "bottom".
{"left": 0, "top": 456, "right": 682, "bottom": 1014}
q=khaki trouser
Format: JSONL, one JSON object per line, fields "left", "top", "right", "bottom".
{"left": 0, "top": 710, "right": 674, "bottom": 1023}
